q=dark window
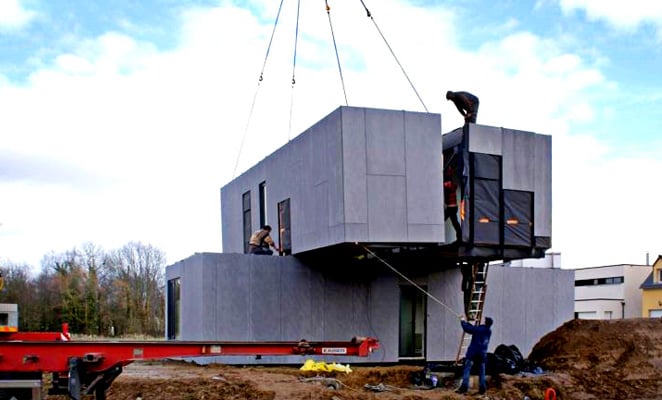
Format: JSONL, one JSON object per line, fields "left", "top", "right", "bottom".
{"left": 278, "top": 198, "right": 291, "bottom": 255}
{"left": 575, "top": 276, "right": 624, "bottom": 286}
{"left": 259, "top": 181, "right": 267, "bottom": 228}
{"left": 503, "top": 190, "right": 533, "bottom": 247}
{"left": 658, "top": 269, "right": 662, "bottom": 283}
{"left": 167, "top": 278, "right": 181, "bottom": 339}
{"left": 0, "top": 313, "right": 8, "bottom": 326}
{"left": 470, "top": 153, "right": 502, "bottom": 245}
{"left": 242, "top": 191, "right": 252, "bottom": 254}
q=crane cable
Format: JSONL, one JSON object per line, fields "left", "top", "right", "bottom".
{"left": 232, "top": 0, "right": 286, "bottom": 178}
{"left": 288, "top": 0, "right": 302, "bottom": 141}
{"left": 359, "top": 244, "right": 463, "bottom": 320}
{"left": 325, "top": 0, "right": 349, "bottom": 106}
{"left": 357, "top": 0, "right": 428, "bottom": 112}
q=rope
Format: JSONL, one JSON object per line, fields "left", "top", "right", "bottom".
{"left": 288, "top": 0, "right": 302, "bottom": 141}
{"left": 356, "top": 0, "right": 429, "bottom": 112}
{"left": 359, "top": 244, "right": 463, "bottom": 320}
{"left": 232, "top": 0, "right": 286, "bottom": 178}
{"left": 325, "top": 0, "right": 348, "bottom": 106}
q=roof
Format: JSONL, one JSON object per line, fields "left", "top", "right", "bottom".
{"left": 640, "top": 272, "right": 662, "bottom": 290}
{"left": 574, "top": 264, "right": 650, "bottom": 271}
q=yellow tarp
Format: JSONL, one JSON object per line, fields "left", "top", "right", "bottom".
{"left": 300, "top": 359, "right": 352, "bottom": 374}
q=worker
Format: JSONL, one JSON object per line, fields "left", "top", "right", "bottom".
{"left": 444, "top": 164, "right": 462, "bottom": 243}
{"left": 456, "top": 316, "right": 493, "bottom": 395}
{"left": 248, "top": 225, "right": 279, "bottom": 255}
{"left": 446, "top": 91, "right": 479, "bottom": 124}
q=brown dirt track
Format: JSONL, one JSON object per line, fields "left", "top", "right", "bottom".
{"left": 46, "top": 318, "right": 662, "bottom": 399}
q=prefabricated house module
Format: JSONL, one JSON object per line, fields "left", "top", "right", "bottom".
{"left": 165, "top": 106, "right": 573, "bottom": 364}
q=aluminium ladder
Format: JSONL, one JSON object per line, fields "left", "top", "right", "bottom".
{"left": 455, "top": 261, "right": 489, "bottom": 363}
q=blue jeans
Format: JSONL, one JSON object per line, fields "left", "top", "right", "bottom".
{"left": 461, "top": 357, "right": 486, "bottom": 391}
{"left": 249, "top": 246, "right": 273, "bottom": 255}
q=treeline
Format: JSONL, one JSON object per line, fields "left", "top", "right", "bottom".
{"left": 0, "top": 242, "right": 165, "bottom": 337}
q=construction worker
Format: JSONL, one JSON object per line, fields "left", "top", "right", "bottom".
{"left": 444, "top": 164, "right": 462, "bottom": 243}
{"left": 248, "top": 225, "right": 279, "bottom": 255}
{"left": 460, "top": 263, "right": 474, "bottom": 319}
{"left": 446, "top": 91, "right": 479, "bottom": 124}
{"left": 456, "top": 316, "right": 493, "bottom": 395}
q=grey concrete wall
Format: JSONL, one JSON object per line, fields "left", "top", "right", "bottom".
{"left": 484, "top": 266, "right": 574, "bottom": 357}
{"left": 166, "top": 254, "right": 573, "bottom": 364}
{"left": 221, "top": 106, "right": 444, "bottom": 254}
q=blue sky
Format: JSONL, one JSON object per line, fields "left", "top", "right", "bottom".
{"left": 1, "top": 0, "right": 661, "bottom": 269}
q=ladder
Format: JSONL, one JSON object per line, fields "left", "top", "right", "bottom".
{"left": 455, "top": 261, "right": 489, "bottom": 363}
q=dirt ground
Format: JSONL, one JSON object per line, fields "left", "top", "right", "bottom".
{"left": 47, "top": 318, "right": 662, "bottom": 400}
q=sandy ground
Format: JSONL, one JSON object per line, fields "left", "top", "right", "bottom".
{"left": 45, "top": 318, "right": 662, "bottom": 400}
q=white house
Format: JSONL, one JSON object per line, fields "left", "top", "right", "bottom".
{"left": 574, "top": 264, "right": 650, "bottom": 319}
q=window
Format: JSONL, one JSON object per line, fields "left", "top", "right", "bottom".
{"left": 575, "top": 276, "right": 624, "bottom": 286}
{"left": 278, "top": 198, "right": 291, "bottom": 255}
{"left": 259, "top": 181, "right": 267, "bottom": 228}
{"left": 604, "top": 311, "right": 612, "bottom": 320}
{"left": 470, "top": 153, "right": 502, "bottom": 245}
{"left": 242, "top": 191, "right": 252, "bottom": 254}
{"left": 503, "top": 190, "right": 533, "bottom": 247}
{"left": 167, "top": 278, "right": 181, "bottom": 339}
{"left": 658, "top": 269, "right": 662, "bottom": 283}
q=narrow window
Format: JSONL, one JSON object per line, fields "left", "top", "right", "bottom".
{"left": 278, "top": 198, "right": 291, "bottom": 255}
{"left": 167, "top": 278, "right": 181, "bottom": 339}
{"left": 259, "top": 181, "right": 267, "bottom": 228}
{"left": 658, "top": 269, "right": 662, "bottom": 283}
{"left": 242, "top": 191, "right": 252, "bottom": 254}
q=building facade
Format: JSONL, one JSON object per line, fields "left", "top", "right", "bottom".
{"left": 165, "top": 252, "right": 573, "bottom": 364}
{"left": 641, "top": 255, "right": 662, "bottom": 318}
{"left": 574, "top": 264, "right": 651, "bottom": 319}
{"left": 166, "top": 106, "right": 570, "bottom": 364}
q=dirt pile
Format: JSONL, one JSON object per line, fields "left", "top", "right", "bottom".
{"left": 527, "top": 318, "right": 662, "bottom": 399}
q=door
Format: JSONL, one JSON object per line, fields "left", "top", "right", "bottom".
{"left": 278, "top": 198, "right": 291, "bottom": 255}
{"left": 399, "top": 286, "right": 426, "bottom": 358}
{"left": 167, "top": 278, "right": 181, "bottom": 339}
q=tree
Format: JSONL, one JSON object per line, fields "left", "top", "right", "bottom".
{"left": 0, "top": 262, "right": 38, "bottom": 330}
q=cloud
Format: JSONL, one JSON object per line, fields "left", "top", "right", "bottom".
{"left": 0, "top": 149, "right": 109, "bottom": 189}
{"left": 1, "top": 0, "right": 660, "bottom": 270}
{"left": 559, "top": 0, "right": 662, "bottom": 35}
{"left": 0, "top": 0, "right": 36, "bottom": 30}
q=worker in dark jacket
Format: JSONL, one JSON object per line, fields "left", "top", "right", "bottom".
{"left": 446, "top": 91, "right": 479, "bottom": 124}
{"left": 456, "top": 316, "right": 493, "bottom": 395}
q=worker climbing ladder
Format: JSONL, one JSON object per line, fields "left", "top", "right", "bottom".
{"left": 456, "top": 261, "right": 489, "bottom": 363}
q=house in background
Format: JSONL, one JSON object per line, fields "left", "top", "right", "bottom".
{"left": 497, "top": 252, "right": 562, "bottom": 269}
{"left": 641, "top": 255, "right": 662, "bottom": 318}
{"left": 574, "top": 264, "right": 651, "bottom": 319}
{"left": 166, "top": 106, "right": 573, "bottom": 364}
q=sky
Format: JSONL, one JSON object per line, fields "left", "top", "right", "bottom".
{"left": 0, "top": 0, "right": 660, "bottom": 270}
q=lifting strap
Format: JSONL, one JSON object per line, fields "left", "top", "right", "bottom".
{"left": 288, "top": 0, "right": 302, "bottom": 141}
{"left": 325, "top": 0, "right": 349, "bottom": 106}
{"left": 232, "top": 0, "right": 286, "bottom": 178}
{"left": 357, "top": 0, "right": 428, "bottom": 112}
{"left": 359, "top": 244, "right": 463, "bottom": 319}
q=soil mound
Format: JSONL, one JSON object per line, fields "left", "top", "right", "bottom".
{"left": 528, "top": 318, "right": 662, "bottom": 399}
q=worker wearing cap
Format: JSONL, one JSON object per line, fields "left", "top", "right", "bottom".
{"left": 248, "top": 225, "right": 279, "bottom": 255}
{"left": 456, "top": 316, "right": 493, "bottom": 395}
{"left": 446, "top": 91, "right": 479, "bottom": 124}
